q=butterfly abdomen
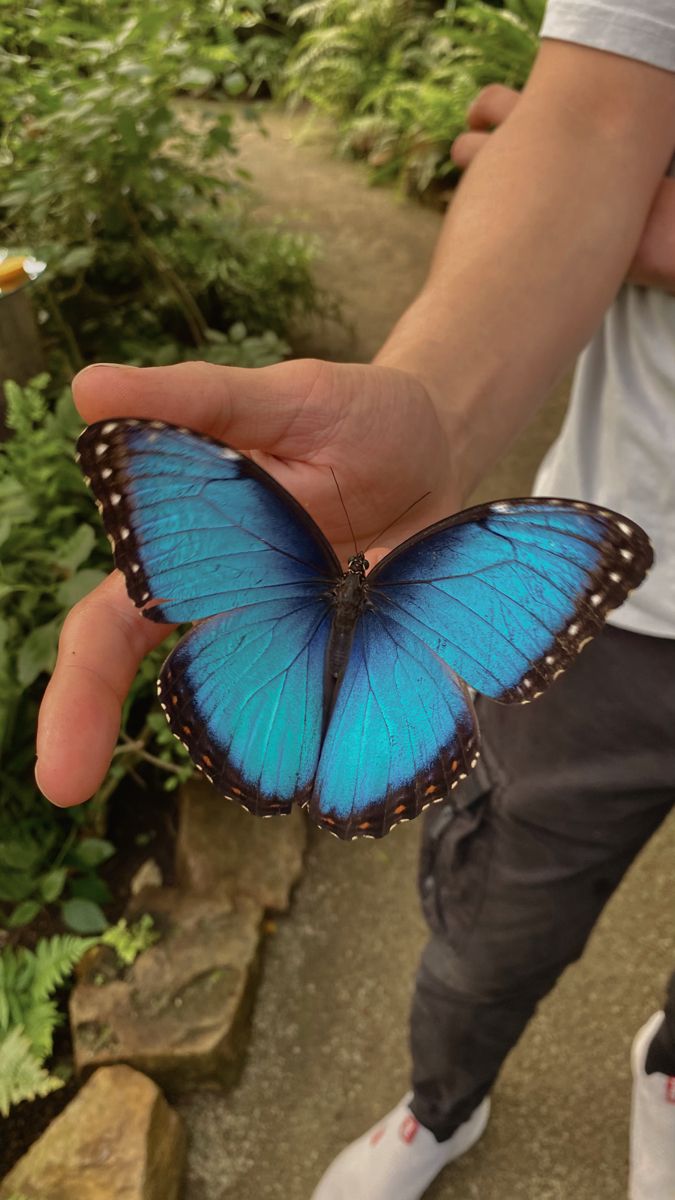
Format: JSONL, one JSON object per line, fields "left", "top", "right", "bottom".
{"left": 326, "top": 565, "right": 371, "bottom": 695}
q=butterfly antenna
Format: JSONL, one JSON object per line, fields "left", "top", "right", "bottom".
{"left": 364, "top": 491, "right": 432, "bottom": 553}
{"left": 330, "top": 467, "right": 359, "bottom": 557}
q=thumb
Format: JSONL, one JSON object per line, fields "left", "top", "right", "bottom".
{"left": 72, "top": 357, "right": 331, "bottom": 454}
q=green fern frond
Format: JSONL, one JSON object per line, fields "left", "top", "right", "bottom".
{"left": 31, "top": 933, "right": 97, "bottom": 1002}
{"left": 0, "top": 1027, "right": 63, "bottom": 1117}
{"left": 21, "top": 998, "right": 61, "bottom": 1060}
{"left": 0, "top": 935, "right": 95, "bottom": 1057}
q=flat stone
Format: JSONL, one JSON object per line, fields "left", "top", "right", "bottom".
{"left": 0, "top": 1064, "right": 185, "bottom": 1200}
{"left": 176, "top": 779, "right": 307, "bottom": 911}
{"left": 70, "top": 887, "right": 262, "bottom": 1091}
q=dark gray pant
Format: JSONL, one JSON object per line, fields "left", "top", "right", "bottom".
{"left": 410, "top": 625, "right": 675, "bottom": 1141}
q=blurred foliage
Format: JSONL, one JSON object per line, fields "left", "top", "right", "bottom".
{"left": 0, "top": 0, "right": 319, "bottom": 372}
{"left": 0, "top": 2, "right": 316, "bottom": 936}
{"left": 283, "top": 0, "right": 544, "bottom": 195}
{"left": 0, "top": 375, "right": 198, "bottom": 931}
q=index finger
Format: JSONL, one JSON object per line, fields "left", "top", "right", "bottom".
{"left": 36, "top": 571, "right": 173, "bottom": 807}
{"left": 71, "top": 358, "right": 328, "bottom": 453}
{"left": 467, "top": 83, "right": 520, "bottom": 131}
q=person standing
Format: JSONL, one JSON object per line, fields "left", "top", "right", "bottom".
{"left": 312, "top": 3, "right": 675, "bottom": 1197}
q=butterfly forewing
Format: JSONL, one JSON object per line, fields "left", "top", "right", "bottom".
{"left": 367, "top": 498, "right": 652, "bottom": 704}
{"left": 77, "top": 419, "right": 340, "bottom": 623}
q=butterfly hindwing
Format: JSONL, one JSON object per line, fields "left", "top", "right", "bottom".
{"left": 160, "top": 596, "right": 332, "bottom": 816}
{"left": 77, "top": 419, "right": 340, "bottom": 622}
{"left": 310, "top": 606, "right": 478, "bottom": 840}
{"left": 368, "top": 498, "right": 652, "bottom": 704}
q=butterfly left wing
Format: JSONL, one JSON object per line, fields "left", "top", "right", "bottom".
{"left": 367, "top": 498, "right": 652, "bottom": 703}
{"left": 77, "top": 418, "right": 341, "bottom": 622}
{"left": 309, "top": 606, "right": 478, "bottom": 839}
{"left": 77, "top": 419, "right": 341, "bottom": 817}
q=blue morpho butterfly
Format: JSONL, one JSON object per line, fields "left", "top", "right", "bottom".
{"left": 77, "top": 419, "right": 652, "bottom": 840}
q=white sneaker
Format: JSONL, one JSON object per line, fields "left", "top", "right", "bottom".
{"left": 311, "top": 1092, "right": 491, "bottom": 1200}
{"left": 629, "top": 1011, "right": 675, "bottom": 1200}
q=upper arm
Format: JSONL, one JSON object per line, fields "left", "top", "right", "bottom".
{"left": 521, "top": 38, "right": 675, "bottom": 184}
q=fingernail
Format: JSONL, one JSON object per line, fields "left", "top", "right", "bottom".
{"left": 76, "top": 362, "right": 136, "bottom": 376}
{"left": 34, "top": 759, "right": 50, "bottom": 801}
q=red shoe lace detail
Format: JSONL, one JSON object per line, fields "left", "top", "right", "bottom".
{"left": 370, "top": 1127, "right": 385, "bottom": 1147}
{"left": 399, "top": 1114, "right": 419, "bottom": 1144}
{"left": 666, "top": 1078, "right": 675, "bottom": 1104}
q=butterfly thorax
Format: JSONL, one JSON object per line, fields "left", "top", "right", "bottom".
{"left": 326, "top": 552, "right": 371, "bottom": 690}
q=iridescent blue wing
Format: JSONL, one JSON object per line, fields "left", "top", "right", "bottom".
{"left": 367, "top": 497, "right": 652, "bottom": 702}
{"left": 76, "top": 419, "right": 340, "bottom": 622}
{"left": 77, "top": 419, "right": 340, "bottom": 816}
{"left": 160, "top": 597, "right": 332, "bottom": 815}
{"left": 309, "top": 607, "right": 478, "bottom": 840}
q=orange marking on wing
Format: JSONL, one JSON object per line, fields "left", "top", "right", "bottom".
{"left": 424, "top": 785, "right": 437, "bottom": 796}
{"left": 394, "top": 803, "right": 406, "bottom": 815}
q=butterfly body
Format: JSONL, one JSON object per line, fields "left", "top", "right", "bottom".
{"left": 78, "top": 418, "right": 652, "bottom": 841}
{"left": 326, "top": 552, "right": 371, "bottom": 690}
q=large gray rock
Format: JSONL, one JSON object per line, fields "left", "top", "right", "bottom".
{"left": 176, "top": 780, "right": 307, "bottom": 911}
{"left": 0, "top": 1065, "right": 185, "bottom": 1200}
{"left": 70, "top": 887, "right": 262, "bottom": 1091}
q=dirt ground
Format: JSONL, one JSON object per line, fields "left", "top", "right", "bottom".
{"left": 177, "top": 108, "right": 675, "bottom": 1200}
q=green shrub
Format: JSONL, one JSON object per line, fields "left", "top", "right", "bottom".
{"left": 0, "top": 1, "right": 318, "bottom": 373}
{"left": 0, "top": 918, "right": 158, "bottom": 1114}
{"left": 0, "top": 375, "right": 195, "bottom": 931}
{"left": 284, "top": 0, "right": 544, "bottom": 195}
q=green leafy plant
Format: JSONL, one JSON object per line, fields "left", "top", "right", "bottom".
{"left": 100, "top": 914, "right": 159, "bottom": 965}
{"left": 0, "top": 375, "right": 192, "bottom": 931}
{"left": 283, "top": 0, "right": 544, "bottom": 195}
{"left": 179, "top": 1, "right": 300, "bottom": 97}
{"left": 0, "top": 1, "right": 319, "bottom": 373}
{"left": 0, "top": 919, "right": 158, "bottom": 1114}
{"left": 0, "top": 1027, "right": 65, "bottom": 1118}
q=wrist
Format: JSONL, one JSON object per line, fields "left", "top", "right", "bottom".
{"left": 374, "top": 290, "right": 500, "bottom": 503}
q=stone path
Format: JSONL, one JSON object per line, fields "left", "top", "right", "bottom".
{"left": 177, "top": 108, "right": 675, "bottom": 1200}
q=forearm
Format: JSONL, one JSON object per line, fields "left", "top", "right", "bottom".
{"left": 375, "top": 41, "right": 675, "bottom": 500}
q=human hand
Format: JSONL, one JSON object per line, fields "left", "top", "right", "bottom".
{"left": 451, "top": 83, "right": 675, "bottom": 294}
{"left": 36, "top": 358, "right": 454, "bottom": 808}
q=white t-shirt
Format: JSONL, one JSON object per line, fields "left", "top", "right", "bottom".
{"left": 534, "top": 0, "right": 675, "bottom": 637}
